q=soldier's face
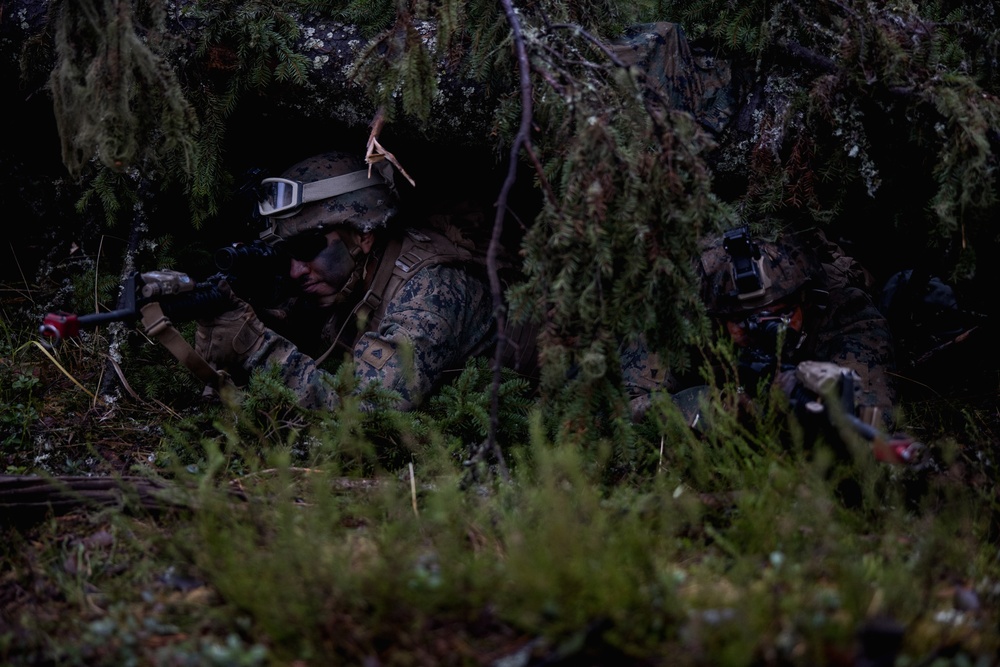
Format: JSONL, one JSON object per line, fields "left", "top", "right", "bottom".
{"left": 288, "top": 229, "right": 356, "bottom": 307}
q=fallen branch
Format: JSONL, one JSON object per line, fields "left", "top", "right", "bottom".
{"left": 0, "top": 474, "right": 193, "bottom": 525}
{"left": 1, "top": 471, "right": 421, "bottom": 527}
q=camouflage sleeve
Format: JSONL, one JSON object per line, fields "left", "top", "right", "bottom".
{"left": 241, "top": 264, "right": 494, "bottom": 411}
{"left": 618, "top": 336, "right": 678, "bottom": 422}
{"left": 353, "top": 264, "right": 495, "bottom": 410}
{"left": 618, "top": 337, "right": 676, "bottom": 398}
{"left": 240, "top": 328, "right": 343, "bottom": 411}
{"left": 811, "top": 285, "right": 898, "bottom": 426}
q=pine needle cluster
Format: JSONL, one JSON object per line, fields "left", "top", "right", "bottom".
{"left": 425, "top": 356, "right": 534, "bottom": 459}
{"left": 184, "top": 1, "right": 316, "bottom": 226}
{"left": 502, "top": 16, "right": 731, "bottom": 415}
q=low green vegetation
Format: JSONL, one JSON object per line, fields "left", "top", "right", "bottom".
{"left": 1, "top": 313, "right": 996, "bottom": 666}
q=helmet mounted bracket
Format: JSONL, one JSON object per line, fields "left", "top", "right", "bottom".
{"left": 722, "top": 226, "right": 769, "bottom": 301}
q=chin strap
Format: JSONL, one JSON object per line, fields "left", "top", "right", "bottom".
{"left": 311, "top": 242, "right": 380, "bottom": 367}
{"left": 326, "top": 243, "right": 369, "bottom": 306}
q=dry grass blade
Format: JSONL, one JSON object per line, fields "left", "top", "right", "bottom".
{"left": 108, "top": 356, "right": 181, "bottom": 419}
{"left": 26, "top": 340, "right": 96, "bottom": 400}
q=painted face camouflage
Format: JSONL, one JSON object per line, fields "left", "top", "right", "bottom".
{"left": 262, "top": 151, "right": 398, "bottom": 240}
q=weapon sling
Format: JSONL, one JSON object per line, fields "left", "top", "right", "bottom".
{"left": 139, "top": 302, "right": 232, "bottom": 390}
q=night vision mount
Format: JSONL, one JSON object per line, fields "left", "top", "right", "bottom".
{"left": 722, "top": 226, "right": 766, "bottom": 299}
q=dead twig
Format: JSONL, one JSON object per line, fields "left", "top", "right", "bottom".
{"left": 366, "top": 107, "right": 416, "bottom": 187}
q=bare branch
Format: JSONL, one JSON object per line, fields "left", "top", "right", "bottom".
{"left": 487, "top": 0, "right": 539, "bottom": 482}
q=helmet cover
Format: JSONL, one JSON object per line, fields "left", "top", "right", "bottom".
{"left": 698, "top": 229, "right": 821, "bottom": 317}
{"left": 262, "top": 151, "right": 398, "bottom": 240}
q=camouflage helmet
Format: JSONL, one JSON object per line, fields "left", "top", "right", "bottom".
{"left": 698, "top": 226, "right": 821, "bottom": 317}
{"left": 259, "top": 151, "right": 398, "bottom": 241}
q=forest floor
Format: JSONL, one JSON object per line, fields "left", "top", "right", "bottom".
{"left": 1, "top": 281, "right": 998, "bottom": 666}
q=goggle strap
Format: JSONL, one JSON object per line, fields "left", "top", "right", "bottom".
{"left": 259, "top": 228, "right": 284, "bottom": 246}
{"left": 301, "top": 170, "right": 384, "bottom": 204}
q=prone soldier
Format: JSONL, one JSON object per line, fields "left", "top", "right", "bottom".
{"left": 195, "top": 150, "right": 533, "bottom": 411}
{"left": 623, "top": 225, "right": 904, "bottom": 451}
{"left": 697, "top": 225, "right": 897, "bottom": 428}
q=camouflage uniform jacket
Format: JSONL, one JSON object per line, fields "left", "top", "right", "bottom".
{"left": 797, "top": 232, "right": 897, "bottom": 422}
{"left": 240, "top": 226, "right": 497, "bottom": 411}
{"left": 610, "top": 21, "right": 738, "bottom": 135}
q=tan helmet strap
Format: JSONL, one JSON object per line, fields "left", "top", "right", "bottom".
{"left": 300, "top": 169, "right": 384, "bottom": 204}
{"left": 327, "top": 240, "right": 368, "bottom": 302}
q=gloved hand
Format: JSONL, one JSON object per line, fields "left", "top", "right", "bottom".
{"left": 194, "top": 279, "right": 267, "bottom": 375}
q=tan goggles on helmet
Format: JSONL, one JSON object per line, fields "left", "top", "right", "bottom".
{"left": 257, "top": 169, "right": 384, "bottom": 218}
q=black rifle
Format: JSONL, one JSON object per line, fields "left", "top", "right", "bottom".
{"left": 734, "top": 349, "right": 923, "bottom": 465}
{"left": 40, "top": 240, "right": 289, "bottom": 345}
